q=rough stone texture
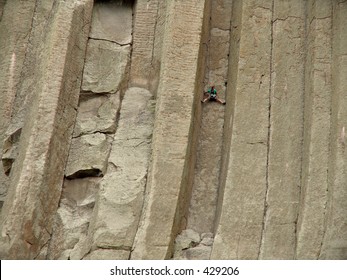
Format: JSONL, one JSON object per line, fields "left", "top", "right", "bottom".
{"left": 211, "top": 0, "right": 233, "bottom": 30}
{"left": 185, "top": 245, "right": 212, "bottom": 260}
{"left": 174, "top": 229, "right": 201, "bottom": 253}
{"left": 130, "top": 0, "right": 159, "bottom": 89}
{"left": 173, "top": 229, "right": 213, "bottom": 260}
{"left": 79, "top": 88, "right": 154, "bottom": 260}
{"left": 47, "top": 178, "right": 99, "bottom": 260}
{"left": 260, "top": 0, "right": 306, "bottom": 260}
{"left": 89, "top": 1, "right": 132, "bottom": 45}
{"left": 0, "top": 0, "right": 39, "bottom": 210}
{"left": 296, "top": 0, "right": 332, "bottom": 259}
{"left": 212, "top": 0, "right": 272, "bottom": 259}
{"left": 201, "top": 234, "right": 214, "bottom": 246}
{"left": 187, "top": 0, "right": 231, "bottom": 234}
{"left": 2, "top": 0, "right": 347, "bottom": 261}
{"left": 1, "top": 1, "right": 61, "bottom": 182}
{"left": 65, "top": 133, "right": 112, "bottom": 178}
{"left": 83, "top": 249, "right": 129, "bottom": 260}
{"left": 73, "top": 93, "right": 120, "bottom": 137}
{"left": 0, "top": 0, "right": 93, "bottom": 259}
{"left": 319, "top": 0, "right": 347, "bottom": 260}
{"left": 0, "top": 0, "right": 5, "bottom": 21}
{"left": 82, "top": 39, "right": 130, "bottom": 93}
{"left": 131, "top": 0, "right": 207, "bottom": 260}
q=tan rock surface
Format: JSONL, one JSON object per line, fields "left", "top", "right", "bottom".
{"left": 48, "top": 178, "right": 99, "bottom": 260}
{"left": 130, "top": 0, "right": 159, "bottom": 89}
{"left": 65, "top": 133, "right": 112, "bottom": 178}
{"left": 131, "top": 0, "right": 207, "bottom": 260}
{"left": 73, "top": 93, "right": 120, "bottom": 137}
{"left": 210, "top": 0, "right": 233, "bottom": 30}
{"left": 260, "top": 0, "right": 306, "bottom": 259}
{"left": 212, "top": 0, "right": 272, "bottom": 260}
{"left": 0, "top": 0, "right": 5, "bottom": 20}
{"left": 83, "top": 249, "right": 129, "bottom": 260}
{"left": 296, "top": 0, "right": 332, "bottom": 259}
{"left": 187, "top": 0, "right": 231, "bottom": 234}
{"left": 0, "top": 0, "right": 39, "bottom": 209}
{"left": 319, "top": 0, "right": 347, "bottom": 260}
{"left": 2, "top": 0, "right": 347, "bottom": 261}
{"left": 85, "top": 87, "right": 154, "bottom": 259}
{"left": 82, "top": 39, "right": 130, "bottom": 93}
{"left": 0, "top": 0, "right": 93, "bottom": 259}
{"left": 89, "top": 1, "right": 133, "bottom": 45}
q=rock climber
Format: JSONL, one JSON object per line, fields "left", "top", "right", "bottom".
{"left": 201, "top": 86, "right": 226, "bottom": 105}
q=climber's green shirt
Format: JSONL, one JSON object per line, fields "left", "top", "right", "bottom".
{"left": 208, "top": 88, "right": 217, "bottom": 98}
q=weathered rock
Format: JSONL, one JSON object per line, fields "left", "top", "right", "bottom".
{"left": 0, "top": 0, "right": 39, "bottom": 210}
{"left": 89, "top": 1, "right": 133, "bottom": 45}
{"left": 185, "top": 245, "right": 211, "bottom": 260}
{"left": 0, "top": 0, "right": 5, "bottom": 20}
{"left": 65, "top": 133, "right": 112, "bottom": 178}
{"left": 83, "top": 249, "right": 129, "bottom": 260}
{"left": 296, "top": 0, "right": 332, "bottom": 259}
{"left": 174, "top": 244, "right": 211, "bottom": 260}
{"left": 0, "top": 0, "right": 94, "bottom": 259}
{"left": 208, "top": 28, "right": 230, "bottom": 89}
{"left": 131, "top": 0, "right": 207, "bottom": 260}
{"left": 85, "top": 88, "right": 154, "bottom": 258}
{"left": 210, "top": 0, "right": 233, "bottom": 30}
{"left": 130, "top": 0, "right": 159, "bottom": 89}
{"left": 319, "top": 0, "right": 347, "bottom": 260}
{"left": 73, "top": 93, "right": 120, "bottom": 137}
{"left": 260, "top": 0, "right": 306, "bottom": 260}
{"left": 48, "top": 178, "right": 99, "bottom": 260}
{"left": 82, "top": 39, "right": 130, "bottom": 93}
{"left": 212, "top": 0, "right": 272, "bottom": 260}
{"left": 201, "top": 232, "right": 214, "bottom": 246}
{"left": 187, "top": 8, "right": 230, "bottom": 234}
{"left": 174, "top": 229, "right": 201, "bottom": 252}
{"left": 1, "top": 128, "right": 21, "bottom": 175}
{"left": 0, "top": 1, "right": 58, "bottom": 187}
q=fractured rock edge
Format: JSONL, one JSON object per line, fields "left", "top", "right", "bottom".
{"left": 0, "top": 0, "right": 94, "bottom": 260}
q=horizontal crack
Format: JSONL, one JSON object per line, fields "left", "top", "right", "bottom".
{"left": 89, "top": 37, "right": 131, "bottom": 47}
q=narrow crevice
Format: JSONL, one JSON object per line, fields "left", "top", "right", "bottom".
{"left": 258, "top": 0, "right": 274, "bottom": 260}
{"left": 294, "top": 0, "right": 309, "bottom": 259}
{"left": 150, "top": 2, "right": 159, "bottom": 69}
{"left": 89, "top": 36, "right": 132, "bottom": 47}
{"left": 318, "top": 2, "right": 335, "bottom": 260}
{"left": 65, "top": 168, "right": 103, "bottom": 179}
{"left": 184, "top": 0, "right": 230, "bottom": 239}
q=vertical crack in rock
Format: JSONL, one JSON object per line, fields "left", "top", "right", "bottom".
{"left": 50, "top": 1, "right": 144, "bottom": 260}
{"left": 130, "top": 0, "right": 207, "bottom": 260}
{"left": 318, "top": 0, "right": 347, "bottom": 260}
{"left": 259, "top": 0, "right": 275, "bottom": 259}
{"left": 294, "top": 0, "right": 308, "bottom": 258}
{"left": 296, "top": 0, "right": 333, "bottom": 259}
{"left": 186, "top": 0, "right": 230, "bottom": 235}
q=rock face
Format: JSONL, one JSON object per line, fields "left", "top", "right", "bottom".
{"left": 0, "top": 0, "right": 94, "bottom": 259}
{"left": 81, "top": 87, "right": 154, "bottom": 260}
{"left": 48, "top": 178, "right": 99, "bottom": 260}
{"left": 1, "top": 0, "right": 347, "bottom": 260}
{"left": 89, "top": 1, "right": 133, "bottom": 45}
{"left": 65, "top": 133, "right": 112, "bottom": 178}
{"left": 73, "top": 93, "right": 120, "bottom": 137}
{"left": 82, "top": 40, "right": 130, "bottom": 93}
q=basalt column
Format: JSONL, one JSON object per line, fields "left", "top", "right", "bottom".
{"left": 0, "top": 0, "right": 93, "bottom": 259}
{"left": 48, "top": 0, "right": 135, "bottom": 260}
{"left": 319, "top": 0, "right": 347, "bottom": 260}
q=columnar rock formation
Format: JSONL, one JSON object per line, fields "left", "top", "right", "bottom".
{"left": 0, "top": 0, "right": 346, "bottom": 260}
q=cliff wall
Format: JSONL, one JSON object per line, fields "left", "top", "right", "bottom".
{"left": 0, "top": 0, "right": 346, "bottom": 260}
